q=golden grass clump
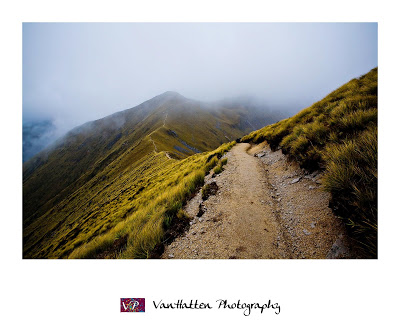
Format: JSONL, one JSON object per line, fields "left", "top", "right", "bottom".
{"left": 322, "top": 127, "right": 377, "bottom": 256}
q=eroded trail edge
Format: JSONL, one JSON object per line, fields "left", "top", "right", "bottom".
{"left": 162, "top": 142, "right": 354, "bottom": 259}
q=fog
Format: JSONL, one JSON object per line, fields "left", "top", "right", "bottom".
{"left": 23, "top": 23, "right": 377, "bottom": 158}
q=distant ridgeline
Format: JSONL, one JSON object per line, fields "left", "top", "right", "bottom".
{"left": 242, "top": 68, "right": 378, "bottom": 258}
{"left": 23, "top": 91, "right": 282, "bottom": 258}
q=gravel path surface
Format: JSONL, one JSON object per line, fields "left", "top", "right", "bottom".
{"left": 162, "top": 142, "right": 354, "bottom": 259}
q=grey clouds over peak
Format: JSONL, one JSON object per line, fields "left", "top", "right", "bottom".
{"left": 23, "top": 23, "right": 377, "bottom": 158}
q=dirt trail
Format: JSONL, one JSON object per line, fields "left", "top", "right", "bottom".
{"left": 162, "top": 142, "right": 354, "bottom": 259}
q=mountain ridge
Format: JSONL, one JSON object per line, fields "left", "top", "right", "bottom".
{"left": 23, "top": 92, "right": 282, "bottom": 258}
{"left": 23, "top": 68, "right": 377, "bottom": 259}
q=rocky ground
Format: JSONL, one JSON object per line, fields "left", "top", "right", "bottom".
{"left": 162, "top": 142, "right": 356, "bottom": 259}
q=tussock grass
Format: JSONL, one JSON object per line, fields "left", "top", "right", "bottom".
{"left": 213, "top": 165, "right": 224, "bottom": 175}
{"left": 322, "top": 127, "right": 377, "bottom": 256}
{"left": 201, "top": 183, "right": 212, "bottom": 200}
{"left": 242, "top": 68, "right": 377, "bottom": 257}
{"left": 69, "top": 141, "right": 235, "bottom": 258}
{"left": 212, "top": 157, "right": 228, "bottom": 175}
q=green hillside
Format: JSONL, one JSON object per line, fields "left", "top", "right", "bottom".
{"left": 23, "top": 92, "right": 278, "bottom": 258}
{"left": 242, "top": 68, "right": 377, "bottom": 257}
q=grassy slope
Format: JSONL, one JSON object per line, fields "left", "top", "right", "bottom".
{"left": 242, "top": 68, "right": 377, "bottom": 257}
{"left": 69, "top": 143, "right": 233, "bottom": 259}
{"left": 23, "top": 91, "right": 277, "bottom": 258}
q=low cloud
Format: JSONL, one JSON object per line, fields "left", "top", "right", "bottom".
{"left": 23, "top": 23, "right": 377, "bottom": 157}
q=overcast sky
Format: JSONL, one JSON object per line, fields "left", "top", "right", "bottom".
{"left": 23, "top": 23, "right": 377, "bottom": 136}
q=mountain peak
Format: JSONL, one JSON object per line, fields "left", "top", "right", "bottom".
{"left": 161, "top": 90, "right": 181, "bottom": 96}
{"left": 158, "top": 91, "right": 186, "bottom": 99}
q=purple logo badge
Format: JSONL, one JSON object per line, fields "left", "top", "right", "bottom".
{"left": 120, "top": 298, "right": 145, "bottom": 312}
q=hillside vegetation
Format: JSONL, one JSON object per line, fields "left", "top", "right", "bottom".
{"left": 23, "top": 91, "right": 278, "bottom": 258}
{"left": 242, "top": 68, "right": 377, "bottom": 257}
{"left": 69, "top": 143, "right": 233, "bottom": 258}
